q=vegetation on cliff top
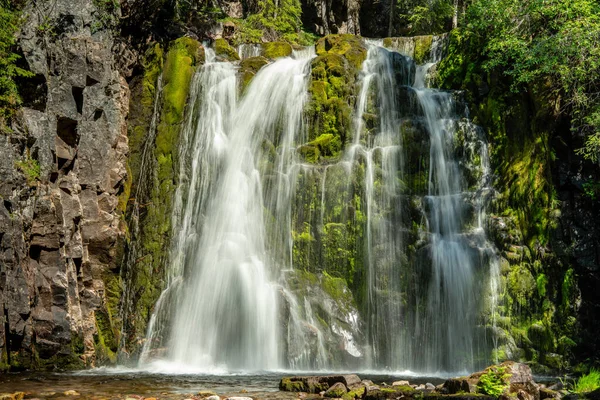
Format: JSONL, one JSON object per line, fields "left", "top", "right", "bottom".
{"left": 0, "top": 0, "right": 31, "bottom": 131}
{"left": 448, "top": 0, "right": 600, "bottom": 163}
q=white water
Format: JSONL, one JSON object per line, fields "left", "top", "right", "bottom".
{"left": 137, "top": 38, "right": 502, "bottom": 374}
{"left": 140, "top": 49, "right": 314, "bottom": 371}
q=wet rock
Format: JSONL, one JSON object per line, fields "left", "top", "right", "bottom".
{"left": 443, "top": 377, "right": 478, "bottom": 394}
{"left": 325, "top": 382, "right": 348, "bottom": 398}
{"left": 0, "top": 393, "right": 25, "bottom": 400}
{"left": 540, "top": 388, "right": 562, "bottom": 400}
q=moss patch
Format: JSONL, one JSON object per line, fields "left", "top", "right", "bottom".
{"left": 124, "top": 37, "right": 203, "bottom": 354}
{"left": 262, "top": 41, "right": 293, "bottom": 58}
{"left": 239, "top": 56, "right": 269, "bottom": 91}
{"left": 215, "top": 38, "right": 240, "bottom": 61}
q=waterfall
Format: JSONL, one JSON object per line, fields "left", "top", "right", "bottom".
{"left": 140, "top": 47, "right": 314, "bottom": 372}
{"left": 137, "top": 37, "right": 501, "bottom": 374}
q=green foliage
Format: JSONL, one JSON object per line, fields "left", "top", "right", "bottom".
{"left": 536, "top": 274, "right": 548, "bottom": 297}
{"left": 582, "top": 180, "right": 600, "bottom": 200}
{"left": 399, "top": 0, "right": 453, "bottom": 35}
{"left": 573, "top": 368, "right": 600, "bottom": 394}
{"left": 477, "top": 366, "right": 510, "bottom": 397}
{"left": 15, "top": 156, "right": 40, "bottom": 185}
{"left": 92, "top": 0, "right": 120, "bottom": 32}
{"left": 226, "top": 0, "right": 316, "bottom": 45}
{"left": 0, "top": 0, "right": 32, "bottom": 129}
{"left": 463, "top": 0, "right": 600, "bottom": 163}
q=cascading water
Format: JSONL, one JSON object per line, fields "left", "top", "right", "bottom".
{"left": 138, "top": 37, "right": 502, "bottom": 374}
{"left": 140, "top": 47, "right": 314, "bottom": 372}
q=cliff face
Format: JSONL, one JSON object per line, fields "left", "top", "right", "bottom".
{"left": 0, "top": 0, "right": 129, "bottom": 368}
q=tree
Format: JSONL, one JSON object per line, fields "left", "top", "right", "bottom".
{"left": 0, "top": 0, "right": 31, "bottom": 129}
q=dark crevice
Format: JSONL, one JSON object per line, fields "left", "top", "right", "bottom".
{"left": 29, "top": 245, "right": 42, "bottom": 261}
{"left": 3, "top": 200, "right": 12, "bottom": 214}
{"left": 3, "top": 307, "right": 10, "bottom": 365}
{"left": 71, "top": 86, "right": 84, "bottom": 114}
{"left": 56, "top": 117, "right": 79, "bottom": 148}
{"left": 93, "top": 109, "right": 103, "bottom": 121}
{"left": 86, "top": 75, "right": 99, "bottom": 86}
{"left": 73, "top": 257, "right": 82, "bottom": 277}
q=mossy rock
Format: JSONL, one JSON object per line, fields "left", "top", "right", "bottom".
{"left": 240, "top": 56, "right": 269, "bottom": 90}
{"left": 413, "top": 35, "right": 433, "bottom": 64}
{"left": 316, "top": 34, "right": 368, "bottom": 69}
{"left": 261, "top": 41, "right": 293, "bottom": 58}
{"left": 123, "top": 36, "right": 204, "bottom": 354}
{"left": 215, "top": 38, "right": 240, "bottom": 61}
{"left": 298, "top": 133, "right": 342, "bottom": 163}
{"left": 306, "top": 52, "right": 357, "bottom": 148}
{"left": 343, "top": 386, "right": 366, "bottom": 400}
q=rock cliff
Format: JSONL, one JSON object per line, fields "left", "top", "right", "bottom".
{"left": 0, "top": 0, "right": 129, "bottom": 368}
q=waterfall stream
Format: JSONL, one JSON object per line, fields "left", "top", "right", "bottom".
{"left": 138, "top": 38, "right": 501, "bottom": 374}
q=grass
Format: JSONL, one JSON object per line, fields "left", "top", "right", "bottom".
{"left": 573, "top": 369, "right": 600, "bottom": 394}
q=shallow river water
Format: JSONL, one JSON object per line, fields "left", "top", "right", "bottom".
{"left": 0, "top": 370, "right": 448, "bottom": 399}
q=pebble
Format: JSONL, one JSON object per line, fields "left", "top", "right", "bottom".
{"left": 64, "top": 390, "right": 80, "bottom": 396}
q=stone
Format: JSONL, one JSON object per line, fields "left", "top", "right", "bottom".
{"left": 325, "top": 382, "right": 348, "bottom": 398}
{"left": 540, "top": 388, "right": 562, "bottom": 400}
{"left": 392, "top": 380, "right": 410, "bottom": 386}
{"left": 64, "top": 391, "right": 80, "bottom": 396}
{"left": 0, "top": 394, "right": 25, "bottom": 400}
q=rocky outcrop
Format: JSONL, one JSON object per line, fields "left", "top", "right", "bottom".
{"left": 280, "top": 362, "right": 545, "bottom": 400}
{"left": 301, "top": 0, "right": 361, "bottom": 36}
{"left": 0, "top": 0, "right": 129, "bottom": 369}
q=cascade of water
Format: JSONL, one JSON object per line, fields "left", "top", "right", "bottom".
{"left": 347, "top": 43, "right": 412, "bottom": 368}
{"left": 237, "top": 44, "right": 262, "bottom": 59}
{"left": 418, "top": 89, "right": 477, "bottom": 371}
{"left": 137, "top": 37, "right": 502, "bottom": 374}
{"left": 139, "top": 46, "right": 314, "bottom": 372}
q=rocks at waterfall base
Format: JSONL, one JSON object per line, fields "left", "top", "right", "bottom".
{"left": 279, "top": 362, "right": 550, "bottom": 400}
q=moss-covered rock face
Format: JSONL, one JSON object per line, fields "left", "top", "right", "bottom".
{"left": 239, "top": 56, "right": 269, "bottom": 91}
{"left": 304, "top": 39, "right": 365, "bottom": 162}
{"left": 215, "top": 38, "right": 240, "bottom": 61}
{"left": 382, "top": 35, "right": 434, "bottom": 63}
{"left": 262, "top": 41, "right": 293, "bottom": 58}
{"left": 316, "top": 34, "right": 367, "bottom": 69}
{"left": 121, "top": 37, "right": 204, "bottom": 357}
{"left": 436, "top": 28, "right": 584, "bottom": 371}
{"left": 283, "top": 269, "right": 363, "bottom": 369}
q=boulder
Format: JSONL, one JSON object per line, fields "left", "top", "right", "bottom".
{"left": 325, "top": 382, "right": 348, "bottom": 398}
{"left": 280, "top": 375, "right": 361, "bottom": 393}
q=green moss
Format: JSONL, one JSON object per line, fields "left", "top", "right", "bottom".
{"left": 124, "top": 37, "right": 203, "bottom": 353}
{"left": 305, "top": 48, "right": 359, "bottom": 154}
{"left": 315, "top": 34, "right": 367, "bottom": 69}
{"left": 413, "top": 35, "right": 433, "bottom": 64}
{"left": 239, "top": 56, "right": 268, "bottom": 91}
{"left": 536, "top": 273, "right": 548, "bottom": 297}
{"left": 343, "top": 386, "right": 366, "bottom": 400}
{"left": 507, "top": 264, "right": 535, "bottom": 307}
{"left": 214, "top": 38, "right": 240, "bottom": 61}
{"left": 15, "top": 156, "right": 40, "bottom": 185}
{"left": 262, "top": 41, "right": 293, "bottom": 58}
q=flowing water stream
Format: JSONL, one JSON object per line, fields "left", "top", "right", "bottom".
{"left": 137, "top": 37, "right": 501, "bottom": 375}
